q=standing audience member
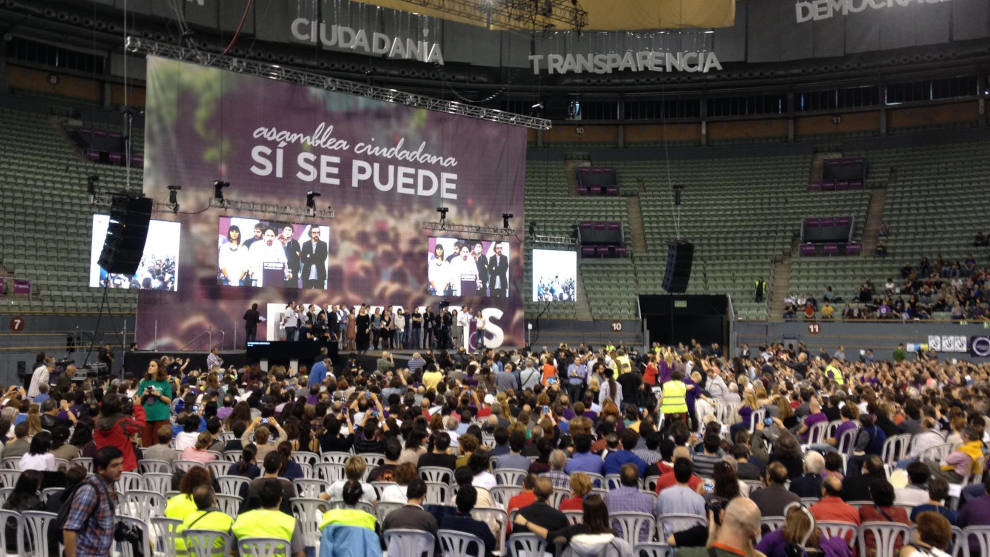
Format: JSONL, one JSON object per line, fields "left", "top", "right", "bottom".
{"left": 63, "top": 447, "right": 125, "bottom": 557}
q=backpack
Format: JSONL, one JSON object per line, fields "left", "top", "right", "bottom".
{"left": 51, "top": 480, "right": 88, "bottom": 545}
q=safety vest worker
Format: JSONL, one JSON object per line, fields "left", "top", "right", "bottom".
{"left": 660, "top": 371, "right": 689, "bottom": 415}
{"left": 232, "top": 508, "right": 297, "bottom": 546}
{"left": 826, "top": 364, "right": 844, "bottom": 385}
{"left": 176, "top": 508, "right": 235, "bottom": 556}
{"left": 319, "top": 507, "right": 377, "bottom": 532}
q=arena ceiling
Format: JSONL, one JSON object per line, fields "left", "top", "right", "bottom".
{"left": 354, "top": 0, "right": 736, "bottom": 30}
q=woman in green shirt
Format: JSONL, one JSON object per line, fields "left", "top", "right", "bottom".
{"left": 137, "top": 359, "right": 173, "bottom": 447}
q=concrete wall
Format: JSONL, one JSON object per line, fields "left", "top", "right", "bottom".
{"left": 734, "top": 320, "right": 990, "bottom": 362}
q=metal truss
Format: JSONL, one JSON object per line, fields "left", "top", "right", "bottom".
{"left": 421, "top": 221, "right": 517, "bottom": 238}
{"left": 531, "top": 233, "right": 576, "bottom": 247}
{"left": 209, "top": 198, "right": 335, "bottom": 219}
{"left": 124, "top": 37, "right": 551, "bottom": 131}
{"left": 398, "top": 0, "right": 588, "bottom": 32}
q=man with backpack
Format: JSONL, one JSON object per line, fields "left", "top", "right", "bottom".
{"left": 62, "top": 447, "right": 124, "bottom": 557}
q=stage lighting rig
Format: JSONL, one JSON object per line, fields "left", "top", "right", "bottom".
{"left": 502, "top": 213, "right": 514, "bottom": 229}
{"left": 167, "top": 185, "right": 181, "bottom": 213}
{"left": 306, "top": 191, "right": 321, "bottom": 216}
{"left": 213, "top": 180, "right": 229, "bottom": 204}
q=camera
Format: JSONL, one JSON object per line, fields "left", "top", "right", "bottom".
{"left": 114, "top": 521, "right": 142, "bottom": 544}
{"left": 764, "top": 417, "right": 773, "bottom": 426}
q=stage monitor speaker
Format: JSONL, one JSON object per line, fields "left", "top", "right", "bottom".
{"left": 663, "top": 240, "right": 694, "bottom": 293}
{"left": 98, "top": 195, "right": 152, "bottom": 275}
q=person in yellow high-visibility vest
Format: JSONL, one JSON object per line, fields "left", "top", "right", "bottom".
{"left": 615, "top": 350, "right": 632, "bottom": 376}
{"left": 175, "top": 485, "right": 234, "bottom": 557}
{"left": 231, "top": 478, "right": 306, "bottom": 557}
{"left": 659, "top": 370, "right": 692, "bottom": 434}
{"left": 825, "top": 363, "right": 844, "bottom": 386}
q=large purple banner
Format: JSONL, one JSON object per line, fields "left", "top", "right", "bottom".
{"left": 138, "top": 56, "right": 526, "bottom": 350}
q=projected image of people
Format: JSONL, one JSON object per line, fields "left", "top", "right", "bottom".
{"left": 532, "top": 249, "right": 577, "bottom": 302}
{"left": 88, "top": 215, "right": 180, "bottom": 291}
{"left": 427, "top": 237, "right": 509, "bottom": 297}
{"left": 218, "top": 217, "right": 330, "bottom": 289}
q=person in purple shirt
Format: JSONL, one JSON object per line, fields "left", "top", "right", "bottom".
{"left": 959, "top": 476, "right": 990, "bottom": 553}
{"left": 564, "top": 434, "right": 603, "bottom": 475}
{"left": 797, "top": 399, "right": 828, "bottom": 443}
{"left": 602, "top": 429, "right": 648, "bottom": 477}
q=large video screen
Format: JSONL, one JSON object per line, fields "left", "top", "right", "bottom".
{"left": 88, "top": 214, "right": 180, "bottom": 291}
{"left": 427, "top": 237, "right": 510, "bottom": 297}
{"left": 532, "top": 249, "right": 577, "bottom": 302}
{"left": 218, "top": 217, "right": 331, "bottom": 289}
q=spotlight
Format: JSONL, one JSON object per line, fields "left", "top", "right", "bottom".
{"left": 529, "top": 221, "right": 537, "bottom": 236}
{"left": 167, "top": 185, "right": 181, "bottom": 213}
{"left": 502, "top": 213, "right": 514, "bottom": 229}
{"left": 213, "top": 180, "right": 229, "bottom": 202}
{"left": 437, "top": 207, "right": 449, "bottom": 228}
{"left": 672, "top": 184, "right": 684, "bottom": 206}
{"left": 306, "top": 191, "right": 321, "bottom": 216}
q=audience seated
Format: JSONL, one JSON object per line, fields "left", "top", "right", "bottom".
{"left": 859, "top": 479, "right": 910, "bottom": 556}
{"left": 810, "top": 476, "right": 860, "bottom": 525}
{"left": 910, "top": 477, "right": 958, "bottom": 524}
{"left": 788, "top": 451, "right": 825, "bottom": 498}
{"left": 751, "top": 462, "right": 801, "bottom": 518}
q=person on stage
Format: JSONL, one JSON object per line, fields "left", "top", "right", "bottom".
{"left": 299, "top": 227, "right": 328, "bottom": 289}
{"left": 410, "top": 308, "right": 422, "bottom": 350}
{"left": 243, "top": 303, "right": 261, "bottom": 345}
{"left": 428, "top": 244, "right": 452, "bottom": 296}
{"left": 423, "top": 308, "right": 434, "bottom": 349}
{"left": 449, "top": 245, "right": 478, "bottom": 296}
{"left": 355, "top": 307, "right": 371, "bottom": 354}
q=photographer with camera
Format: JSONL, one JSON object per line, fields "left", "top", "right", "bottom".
{"left": 137, "top": 359, "right": 173, "bottom": 447}
{"left": 675, "top": 497, "right": 763, "bottom": 557}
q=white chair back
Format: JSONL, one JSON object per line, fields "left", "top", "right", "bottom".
{"left": 320, "top": 452, "right": 351, "bottom": 465}
{"left": 117, "top": 471, "right": 144, "bottom": 493}
{"left": 384, "top": 528, "right": 436, "bottom": 557}
{"left": 116, "top": 515, "right": 151, "bottom": 557}
{"left": 857, "top": 521, "right": 911, "bottom": 557}
{"left": 491, "top": 485, "right": 521, "bottom": 507}
{"left": 216, "top": 493, "right": 242, "bottom": 518}
{"left": 150, "top": 516, "right": 182, "bottom": 557}
{"left": 121, "top": 490, "right": 167, "bottom": 522}
{"left": 0, "top": 509, "right": 24, "bottom": 554}
{"left": 439, "top": 528, "right": 485, "bottom": 557}
{"left": 420, "top": 466, "right": 454, "bottom": 485}
{"left": 21, "top": 510, "right": 57, "bottom": 557}
{"left": 506, "top": 532, "right": 547, "bottom": 557}
{"left": 493, "top": 468, "right": 527, "bottom": 487}
{"left": 962, "top": 525, "right": 990, "bottom": 557}
{"left": 144, "top": 472, "right": 172, "bottom": 495}
{"left": 316, "top": 462, "right": 346, "bottom": 483}
{"left": 818, "top": 520, "right": 858, "bottom": 544}
{"left": 634, "top": 542, "right": 674, "bottom": 557}
{"left": 138, "top": 458, "right": 172, "bottom": 473}
{"left": 293, "top": 478, "right": 326, "bottom": 499}
{"left": 807, "top": 421, "right": 829, "bottom": 445}
{"left": 425, "top": 481, "right": 452, "bottom": 505}
{"left": 470, "top": 507, "right": 507, "bottom": 554}
{"left": 611, "top": 511, "right": 656, "bottom": 546}
{"left": 658, "top": 513, "right": 705, "bottom": 537}
{"left": 217, "top": 475, "right": 250, "bottom": 498}
{"left": 376, "top": 501, "right": 404, "bottom": 523}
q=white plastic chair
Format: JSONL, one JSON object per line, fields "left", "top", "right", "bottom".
{"left": 74, "top": 457, "right": 94, "bottom": 472}
{"left": 635, "top": 542, "right": 674, "bottom": 557}
{"left": 761, "top": 515, "right": 786, "bottom": 533}
{"left": 206, "top": 460, "right": 229, "bottom": 479}
{"left": 115, "top": 514, "right": 150, "bottom": 557}
{"left": 384, "top": 528, "right": 436, "bottom": 557}
{"left": 21, "top": 510, "right": 57, "bottom": 556}
{"left": 316, "top": 462, "right": 346, "bottom": 483}
{"left": 490, "top": 485, "right": 522, "bottom": 507}
{"left": 493, "top": 468, "right": 527, "bottom": 487}
{"left": 183, "top": 529, "right": 233, "bottom": 557}
{"left": 611, "top": 511, "right": 657, "bottom": 546}
{"left": 290, "top": 497, "right": 329, "bottom": 550}
{"left": 506, "top": 532, "right": 547, "bottom": 557}
{"left": 293, "top": 478, "right": 326, "bottom": 499}
{"left": 439, "top": 529, "right": 486, "bottom": 557}
{"left": 605, "top": 474, "right": 623, "bottom": 491}
{"left": 117, "top": 471, "right": 144, "bottom": 493}
{"left": 238, "top": 536, "right": 290, "bottom": 557}
{"left": 320, "top": 452, "right": 351, "bottom": 465}
{"left": 138, "top": 458, "right": 172, "bottom": 474}
{"left": 0, "top": 469, "right": 21, "bottom": 488}
{"left": 818, "top": 520, "right": 858, "bottom": 544}
{"left": 657, "top": 513, "right": 706, "bottom": 537}
{"left": 962, "top": 525, "right": 990, "bottom": 557}
{"left": 376, "top": 501, "right": 404, "bottom": 523}
{"left": 144, "top": 472, "right": 173, "bottom": 495}
{"left": 881, "top": 434, "right": 911, "bottom": 466}
{"left": 217, "top": 475, "right": 249, "bottom": 498}
{"left": 425, "top": 481, "right": 452, "bottom": 505}
{"left": 215, "top": 493, "right": 242, "bottom": 518}
{"left": 919, "top": 443, "right": 953, "bottom": 463}
{"left": 0, "top": 509, "right": 24, "bottom": 554}
{"left": 292, "top": 451, "right": 320, "bottom": 468}
{"left": 358, "top": 452, "right": 386, "bottom": 469}
{"left": 564, "top": 510, "right": 583, "bottom": 526}
{"left": 150, "top": 516, "right": 182, "bottom": 557}
{"left": 420, "top": 466, "right": 454, "bottom": 484}
{"left": 470, "top": 506, "right": 507, "bottom": 553}
{"left": 857, "top": 521, "right": 911, "bottom": 557}
{"left": 174, "top": 460, "right": 202, "bottom": 473}
{"left": 807, "top": 421, "right": 829, "bottom": 445}
{"left": 121, "top": 490, "right": 167, "bottom": 522}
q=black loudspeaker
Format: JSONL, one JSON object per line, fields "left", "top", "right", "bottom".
{"left": 662, "top": 240, "right": 694, "bottom": 293}
{"left": 98, "top": 196, "right": 152, "bottom": 275}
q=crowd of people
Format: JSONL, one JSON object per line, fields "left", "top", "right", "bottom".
{"left": 781, "top": 255, "right": 989, "bottom": 321}
{"left": 264, "top": 302, "right": 495, "bottom": 353}
{"left": 218, "top": 221, "right": 330, "bottom": 289}
{"left": 3, "top": 337, "right": 990, "bottom": 556}
{"left": 99, "top": 254, "right": 177, "bottom": 291}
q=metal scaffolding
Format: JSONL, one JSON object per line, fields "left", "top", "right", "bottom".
{"left": 124, "top": 36, "right": 551, "bottom": 131}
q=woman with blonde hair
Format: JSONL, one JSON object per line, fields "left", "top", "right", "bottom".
{"left": 755, "top": 504, "right": 830, "bottom": 557}
{"left": 180, "top": 432, "right": 217, "bottom": 464}
{"left": 560, "top": 472, "right": 592, "bottom": 511}
{"left": 25, "top": 404, "right": 42, "bottom": 436}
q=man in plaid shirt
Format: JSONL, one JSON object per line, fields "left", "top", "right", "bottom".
{"left": 63, "top": 447, "right": 123, "bottom": 557}
{"left": 543, "top": 450, "right": 571, "bottom": 489}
